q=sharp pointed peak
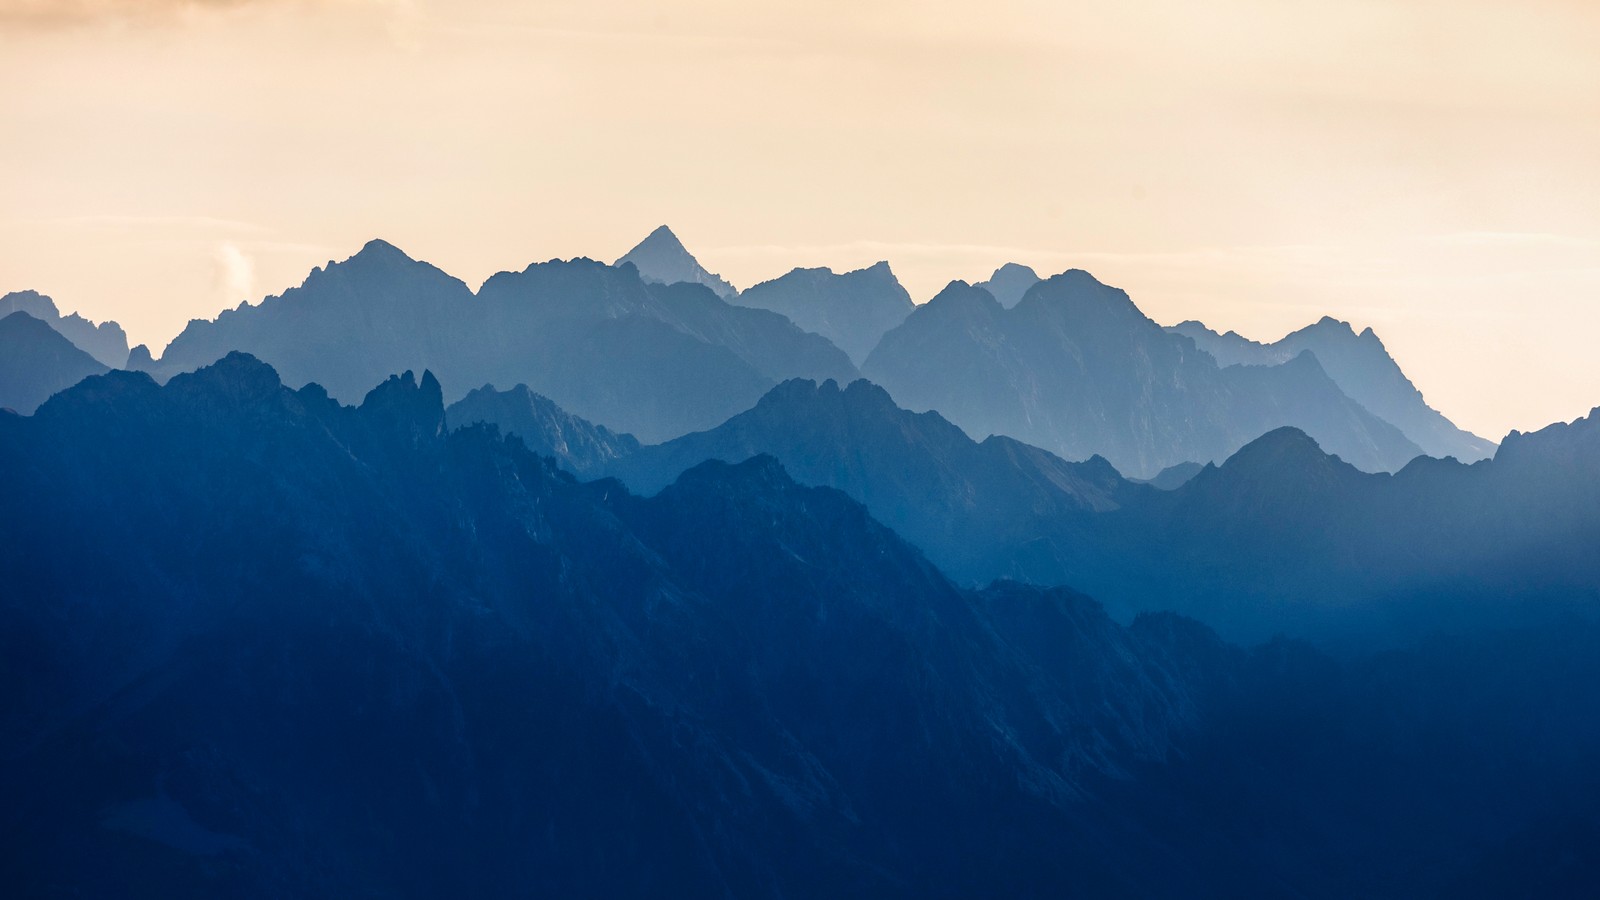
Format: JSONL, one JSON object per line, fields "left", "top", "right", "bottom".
{"left": 350, "top": 238, "right": 414, "bottom": 262}
{"left": 641, "top": 223, "right": 686, "bottom": 245}
{"left": 614, "top": 224, "right": 736, "bottom": 298}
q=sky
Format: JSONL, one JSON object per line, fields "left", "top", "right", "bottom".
{"left": 2, "top": 0, "right": 1598, "bottom": 439}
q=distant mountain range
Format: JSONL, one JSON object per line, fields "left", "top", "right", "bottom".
{"left": 4, "top": 354, "right": 1598, "bottom": 896}
{"left": 8, "top": 231, "right": 1498, "bottom": 482}
{"left": 975, "top": 262, "right": 1041, "bottom": 308}
{"left": 450, "top": 375, "right": 1597, "bottom": 644}
{"left": 1, "top": 289, "right": 129, "bottom": 368}
{"left": 141, "top": 238, "right": 854, "bottom": 442}
{"left": 603, "top": 377, "right": 1140, "bottom": 587}
{"left": 863, "top": 272, "right": 1425, "bottom": 478}
{"left": 0, "top": 311, "right": 110, "bottom": 414}
{"left": 1171, "top": 317, "right": 1495, "bottom": 461}
{"left": 734, "top": 262, "right": 914, "bottom": 364}
{"left": 446, "top": 383, "right": 640, "bottom": 477}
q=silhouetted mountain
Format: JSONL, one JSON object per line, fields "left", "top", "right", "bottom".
{"left": 862, "top": 272, "right": 1422, "bottom": 478}
{"left": 0, "top": 311, "right": 108, "bottom": 413}
{"left": 148, "top": 241, "right": 856, "bottom": 442}
{"left": 976, "top": 262, "right": 1040, "bottom": 308}
{"left": 614, "top": 224, "right": 737, "bottom": 299}
{"left": 5, "top": 355, "right": 1600, "bottom": 896}
{"left": 1171, "top": 317, "right": 1494, "bottom": 461}
{"left": 604, "top": 377, "right": 1600, "bottom": 645}
{"left": 1137, "top": 460, "right": 1205, "bottom": 490}
{"left": 735, "top": 262, "right": 914, "bottom": 363}
{"left": 447, "top": 383, "right": 640, "bottom": 477}
{"left": 1, "top": 289, "right": 129, "bottom": 368}
{"left": 608, "top": 377, "right": 1143, "bottom": 584}
{"left": 1061, "top": 414, "right": 1600, "bottom": 642}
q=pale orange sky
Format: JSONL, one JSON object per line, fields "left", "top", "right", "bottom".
{"left": 2, "top": 0, "right": 1598, "bottom": 439}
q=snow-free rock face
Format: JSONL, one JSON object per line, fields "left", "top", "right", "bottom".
{"left": 863, "top": 271, "right": 1422, "bottom": 478}
{"left": 735, "top": 261, "right": 914, "bottom": 364}
{"left": 0, "top": 290, "right": 129, "bottom": 368}
{"left": 614, "top": 224, "right": 738, "bottom": 299}
{"left": 1170, "top": 317, "right": 1494, "bottom": 462}
{"left": 0, "top": 310, "right": 109, "bottom": 413}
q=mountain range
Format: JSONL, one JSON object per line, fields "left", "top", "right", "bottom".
{"left": 1171, "top": 317, "right": 1495, "bottom": 461}
{"left": 140, "top": 238, "right": 855, "bottom": 442}
{"left": 446, "top": 383, "right": 641, "bottom": 477}
{"left": 449, "top": 374, "right": 1600, "bottom": 645}
{"left": 11, "top": 230, "right": 1491, "bottom": 482}
{"left": 734, "top": 261, "right": 914, "bottom": 364}
{"left": 0, "top": 310, "right": 109, "bottom": 414}
{"left": 3, "top": 354, "right": 1598, "bottom": 896}
{"left": 862, "top": 272, "right": 1427, "bottom": 478}
{"left": 0, "top": 289, "right": 130, "bottom": 369}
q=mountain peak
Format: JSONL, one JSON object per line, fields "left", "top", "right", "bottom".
{"left": 615, "top": 225, "right": 736, "bottom": 299}
{"left": 349, "top": 238, "right": 416, "bottom": 266}
{"left": 166, "top": 351, "right": 286, "bottom": 409}
{"left": 977, "top": 262, "right": 1041, "bottom": 308}
{"left": 1015, "top": 269, "right": 1146, "bottom": 324}
{"left": 1209, "top": 425, "right": 1362, "bottom": 484}
{"left": 0, "top": 289, "right": 62, "bottom": 321}
{"left": 358, "top": 369, "right": 446, "bottom": 447}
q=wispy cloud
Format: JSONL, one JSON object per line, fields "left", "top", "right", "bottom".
{"left": 212, "top": 241, "right": 255, "bottom": 307}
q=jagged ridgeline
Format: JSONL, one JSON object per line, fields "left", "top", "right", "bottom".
{"left": 142, "top": 237, "right": 856, "bottom": 443}
{"left": 0, "top": 228, "right": 1485, "bottom": 480}
{"left": 1, "top": 355, "right": 1597, "bottom": 896}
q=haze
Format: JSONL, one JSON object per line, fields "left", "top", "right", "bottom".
{"left": 2, "top": 0, "right": 1597, "bottom": 439}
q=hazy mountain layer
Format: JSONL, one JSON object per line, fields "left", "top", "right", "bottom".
{"left": 0, "top": 311, "right": 109, "bottom": 414}
{"left": 149, "top": 240, "right": 856, "bottom": 442}
{"left": 735, "top": 262, "right": 914, "bottom": 363}
{"left": 590, "top": 378, "right": 1600, "bottom": 644}
{"left": 1171, "top": 317, "right": 1495, "bottom": 461}
{"left": 447, "top": 383, "right": 640, "bottom": 477}
{"left": 607, "top": 377, "right": 1142, "bottom": 585}
{"left": 1, "top": 289, "right": 129, "bottom": 368}
{"left": 614, "top": 224, "right": 737, "bottom": 299}
{"left": 4, "top": 356, "right": 1599, "bottom": 896}
{"left": 975, "top": 262, "right": 1041, "bottom": 308}
{"left": 863, "top": 272, "right": 1422, "bottom": 478}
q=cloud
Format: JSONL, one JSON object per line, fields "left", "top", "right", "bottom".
{"left": 213, "top": 242, "right": 255, "bottom": 308}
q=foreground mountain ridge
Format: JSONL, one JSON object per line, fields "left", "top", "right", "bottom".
{"left": 454, "top": 376, "right": 1600, "bottom": 645}
{"left": 4, "top": 354, "right": 1599, "bottom": 896}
